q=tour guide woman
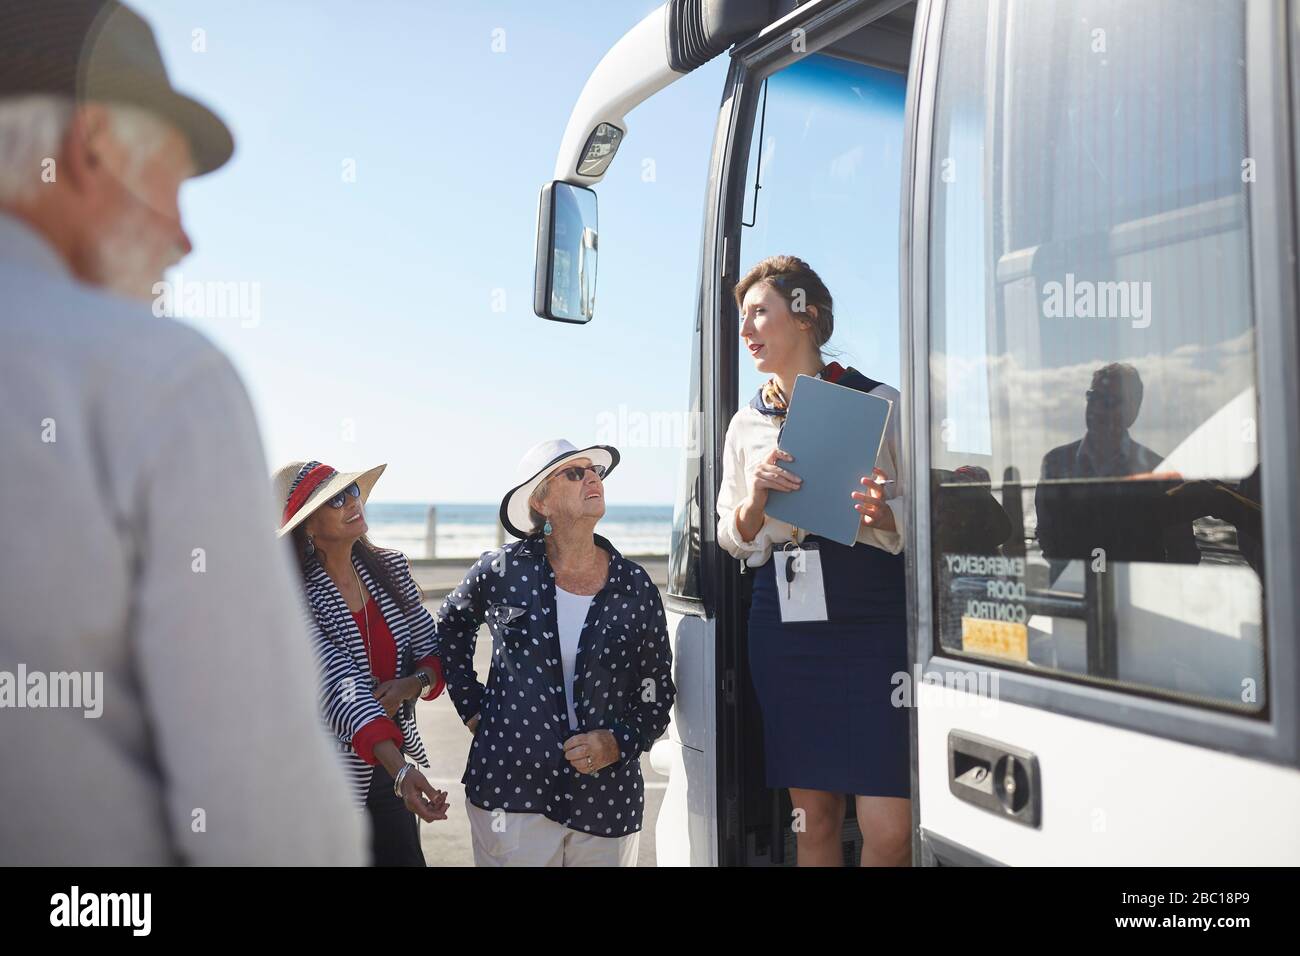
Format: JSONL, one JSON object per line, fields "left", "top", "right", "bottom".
{"left": 716, "top": 255, "right": 911, "bottom": 866}
{"left": 275, "top": 460, "right": 450, "bottom": 866}
{"left": 434, "top": 439, "right": 676, "bottom": 866}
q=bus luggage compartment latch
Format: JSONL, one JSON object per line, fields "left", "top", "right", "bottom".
{"left": 947, "top": 731, "right": 1041, "bottom": 828}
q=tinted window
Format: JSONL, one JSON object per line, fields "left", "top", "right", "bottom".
{"left": 668, "top": 312, "right": 703, "bottom": 600}
{"left": 927, "top": 0, "right": 1265, "bottom": 711}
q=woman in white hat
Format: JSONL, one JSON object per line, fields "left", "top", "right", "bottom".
{"left": 274, "top": 460, "right": 449, "bottom": 866}
{"left": 434, "top": 439, "right": 676, "bottom": 866}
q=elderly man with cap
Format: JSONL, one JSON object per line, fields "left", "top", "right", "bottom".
{"left": 434, "top": 439, "right": 676, "bottom": 866}
{"left": 0, "top": 1, "right": 364, "bottom": 864}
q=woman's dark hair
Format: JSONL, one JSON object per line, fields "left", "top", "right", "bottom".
{"left": 733, "top": 254, "right": 835, "bottom": 349}
{"left": 290, "top": 526, "right": 422, "bottom": 615}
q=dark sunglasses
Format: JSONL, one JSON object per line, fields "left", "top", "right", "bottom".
{"left": 327, "top": 482, "right": 362, "bottom": 508}
{"left": 1085, "top": 387, "right": 1125, "bottom": 409}
{"left": 550, "top": 464, "right": 607, "bottom": 483}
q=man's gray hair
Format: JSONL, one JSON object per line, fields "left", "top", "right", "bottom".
{"left": 0, "top": 94, "right": 177, "bottom": 203}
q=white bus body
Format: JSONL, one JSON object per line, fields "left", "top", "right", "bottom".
{"left": 538, "top": 0, "right": 1300, "bottom": 865}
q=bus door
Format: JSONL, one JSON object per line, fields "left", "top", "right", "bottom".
{"left": 907, "top": 0, "right": 1300, "bottom": 865}
{"left": 707, "top": 0, "right": 919, "bottom": 865}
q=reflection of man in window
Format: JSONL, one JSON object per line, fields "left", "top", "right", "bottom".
{"left": 1036, "top": 363, "right": 1200, "bottom": 582}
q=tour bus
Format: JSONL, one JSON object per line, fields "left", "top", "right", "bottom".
{"left": 534, "top": 0, "right": 1300, "bottom": 865}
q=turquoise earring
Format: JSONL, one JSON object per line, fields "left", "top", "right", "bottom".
{"left": 543, "top": 518, "right": 553, "bottom": 536}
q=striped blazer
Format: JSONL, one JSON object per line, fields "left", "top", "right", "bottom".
{"left": 302, "top": 548, "right": 442, "bottom": 806}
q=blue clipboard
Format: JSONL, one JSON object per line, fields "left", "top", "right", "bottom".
{"left": 763, "top": 374, "right": 893, "bottom": 547}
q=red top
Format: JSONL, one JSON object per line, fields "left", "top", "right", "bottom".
{"left": 348, "top": 596, "right": 446, "bottom": 766}
{"left": 351, "top": 596, "right": 397, "bottom": 683}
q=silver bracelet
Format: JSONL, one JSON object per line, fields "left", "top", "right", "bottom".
{"left": 393, "top": 762, "right": 414, "bottom": 798}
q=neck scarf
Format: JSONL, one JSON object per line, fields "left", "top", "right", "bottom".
{"left": 759, "top": 361, "right": 846, "bottom": 415}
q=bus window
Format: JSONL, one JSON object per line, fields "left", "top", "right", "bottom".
{"left": 738, "top": 51, "right": 908, "bottom": 395}
{"left": 926, "top": 0, "right": 1265, "bottom": 712}
{"left": 668, "top": 316, "right": 703, "bottom": 602}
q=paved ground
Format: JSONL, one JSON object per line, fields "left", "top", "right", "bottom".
{"left": 411, "top": 567, "right": 669, "bottom": 867}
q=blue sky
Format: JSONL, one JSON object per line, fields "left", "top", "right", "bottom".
{"left": 134, "top": 1, "right": 728, "bottom": 504}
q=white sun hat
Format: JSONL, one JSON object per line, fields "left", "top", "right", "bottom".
{"left": 499, "top": 439, "right": 620, "bottom": 539}
{"left": 273, "top": 460, "right": 387, "bottom": 538}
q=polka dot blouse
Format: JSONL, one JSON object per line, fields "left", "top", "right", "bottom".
{"left": 433, "top": 532, "right": 676, "bottom": 837}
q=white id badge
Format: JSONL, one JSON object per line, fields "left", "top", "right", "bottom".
{"left": 774, "top": 542, "right": 828, "bottom": 623}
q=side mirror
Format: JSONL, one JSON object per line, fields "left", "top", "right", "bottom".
{"left": 534, "top": 181, "right": 598, "bottom": 323}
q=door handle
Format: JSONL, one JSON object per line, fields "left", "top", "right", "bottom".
{"left": 947, "top": 731, "right": 1041, "bottom": 828}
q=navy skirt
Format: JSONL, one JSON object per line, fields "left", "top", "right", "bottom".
{"left": 747, "top": 533, "right": 910, "bottom": 798}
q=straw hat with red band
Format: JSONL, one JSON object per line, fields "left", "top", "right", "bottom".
{"left": 273, "top": 460, "right": 387, "bottom": 538}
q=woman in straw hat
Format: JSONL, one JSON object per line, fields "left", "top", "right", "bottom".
{"left": 274, "top": 460, "right": 449, "bottom": 866}
{"left": 434, "top": 439, "right": 676, "bottom": 866}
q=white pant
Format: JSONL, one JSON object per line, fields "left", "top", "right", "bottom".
{"left": 467, "top": 802, "right": 640, "bottom": 867}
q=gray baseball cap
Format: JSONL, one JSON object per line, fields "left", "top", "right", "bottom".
{"left": 0, "top": 0, "right": 234, "bottom": 175}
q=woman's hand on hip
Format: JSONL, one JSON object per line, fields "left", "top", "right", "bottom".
{"left": 563, "top": 730, "right": 620, "bottom": 774}
{"left": 402, "top": 768, "right": 449, "bottom": 823}
{"left": 852, "top": 467, "right": 896, "bottom": 533}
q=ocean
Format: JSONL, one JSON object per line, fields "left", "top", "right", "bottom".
{"left": 364, "top": 502, "right": 673, "bottom": 559}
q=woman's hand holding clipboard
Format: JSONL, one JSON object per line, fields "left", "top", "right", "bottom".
{"left": 763, "top": 374, "right": 894, "bottom": 547}
{"left": 854, "top": 467, "right": 896, "bottom": 532}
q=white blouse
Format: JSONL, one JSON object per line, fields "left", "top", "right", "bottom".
{"left": 555, "top": 585, "right": 595, "bottom": 730}
{"left": 716, "top": 380, "right": 907, "bottom": 567}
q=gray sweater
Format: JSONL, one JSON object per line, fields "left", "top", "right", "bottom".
{"left": 0, "top": 213, "right": 366, "bottom": 865}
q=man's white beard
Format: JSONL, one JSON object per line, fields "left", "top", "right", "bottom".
{"left": 89, "top": 210, "right": 183, "bottom": 302}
